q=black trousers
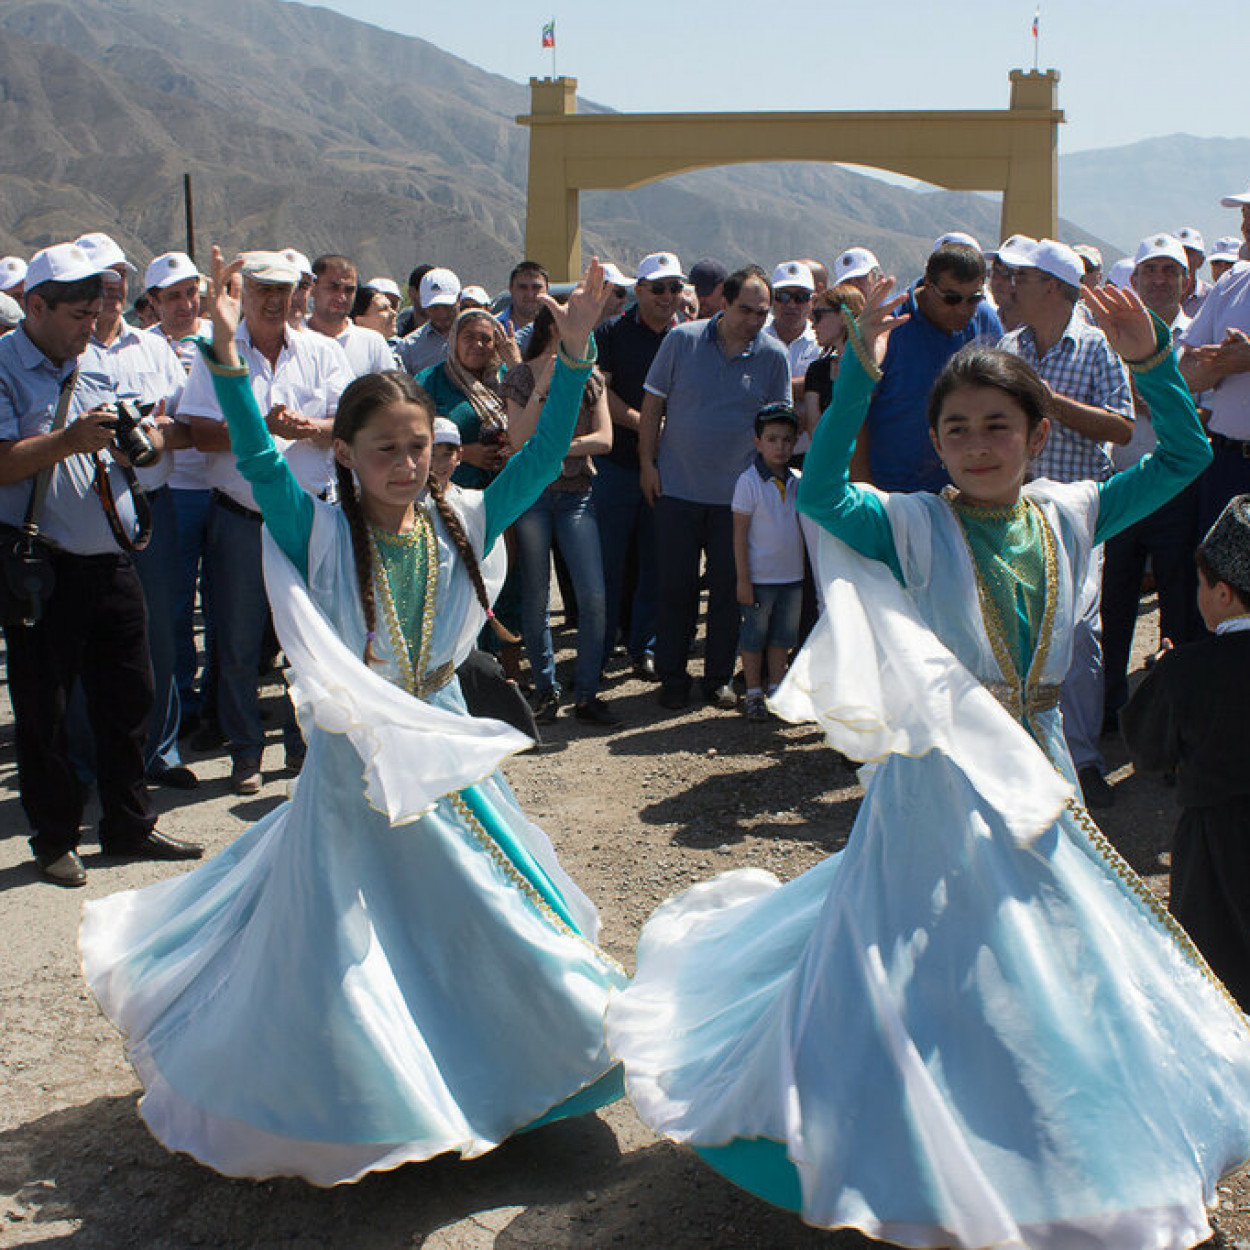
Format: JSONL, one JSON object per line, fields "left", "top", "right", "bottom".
{"left": 2, "top": 548, "right": 156, "bottom": 860}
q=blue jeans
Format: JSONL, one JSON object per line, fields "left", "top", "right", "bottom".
{"left": 172, "top": 486, "right": 215, "bottom": 721}
{"left": 134, "top": 487, "right": 184, "bottom": 773}
{"left": 591, "top": 456, "right": 657, "bottom": 661}
{"left": 514, "top": 488, "right": 606, "bottom": 701}
{"left": 738, "top": 581, "right": 803, "bottom": 653}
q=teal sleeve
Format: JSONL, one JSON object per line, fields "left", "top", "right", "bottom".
{"left": 202, "top": 350, "right": 313, "bottom": 579}
{"left": 482, "top": 351, "right": 593, "bottom": 550}
{"left": 1094, "top": 322, "right": 1213, "bottom": 545}
{"left": 796, "top": 344, "right": 904, "bottom": 582}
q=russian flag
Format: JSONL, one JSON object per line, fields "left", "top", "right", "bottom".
{"left": 1031, "top": 7, "right": 1039, "bottom": 37}
{"left": 542, "top": 21, "right": 555, "bottom": 49}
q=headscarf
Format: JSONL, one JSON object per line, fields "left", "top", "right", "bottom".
{"left": 443, "top": 308, "right": 506, "bottom": 435}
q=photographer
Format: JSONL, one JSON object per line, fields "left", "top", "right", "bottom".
{"left": 0, "top": 242, "right": 201, "bottom": 887}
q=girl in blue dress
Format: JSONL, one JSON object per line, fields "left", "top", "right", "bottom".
{"left": 81, "top": 252, "right": 626, "bottom": 1186}
{"left": 606, "top": 279, "right": 1250, "bottom": 1248}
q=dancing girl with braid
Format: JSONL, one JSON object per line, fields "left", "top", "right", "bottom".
{"left": 80, "top": 248, "right": 626, "bottom": 1185}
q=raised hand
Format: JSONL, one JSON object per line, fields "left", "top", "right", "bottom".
{"left": 853, "top": 275, "right": 909, "bottom": 369}
{"left": 1083, "top": 283, "right": 1159, "bottom": 363}
{"left": 541, "top": 258, "right": 610, "bottom": 361}
{"left": 208, "top": 245, "right": 245, "bottom": 368}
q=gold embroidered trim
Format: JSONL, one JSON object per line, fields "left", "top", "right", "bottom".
{"left": 843, "top": 313, "right": 883, "bottom": 383}
{"left": 369, "top": 509, "right": 440, "bottom": 697}
{"left": 448, "top": 792, "right": 627, "bottom": 977}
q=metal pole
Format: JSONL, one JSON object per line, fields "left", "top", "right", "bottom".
{"left": 183, "top": 172, "right": 196, "bottom": 263}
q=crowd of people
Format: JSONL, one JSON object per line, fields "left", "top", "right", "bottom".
{"left": 5, "top": 181, "right": 1250, "bottom": 1245}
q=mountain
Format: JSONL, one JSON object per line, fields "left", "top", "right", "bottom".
{"left": 0, "top": 0, "right": 1109, "bottom": 291}
{"left": 1059, "top": 135, "right": 1250, "bottom": 257}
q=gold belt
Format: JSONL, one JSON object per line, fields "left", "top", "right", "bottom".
{"left": 984, "top": 680, "right": 1061, "bottom": 720}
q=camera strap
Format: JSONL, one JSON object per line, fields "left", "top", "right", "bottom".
{"left": 91, "top": 453, "right": 152, "bottom": 553}
{"left": 22, "top": 369, "right": 79, "bottom": 537}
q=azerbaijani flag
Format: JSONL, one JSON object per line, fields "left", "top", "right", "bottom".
{"left": 542, "top": 21, "right": 555, "bottom": 49}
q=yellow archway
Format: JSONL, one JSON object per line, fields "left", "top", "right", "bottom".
{"left": 518, "top": 71, "right": 1063, "bottom": 282}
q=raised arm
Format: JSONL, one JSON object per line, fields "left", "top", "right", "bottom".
{"left": 482, "top": 260, "right": 610, "bottom": 549}
{"left": 796, "top": 277, "right": 908, "bottom": 581}
{"left": 1084, "top": 285, "right": 1213, "bottom": 545}
{"left": 204, "top": 247, "right": 314, "bottom": 577}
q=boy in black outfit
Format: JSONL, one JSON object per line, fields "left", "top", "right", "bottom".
{"left": 1122, "top": 494, "right": 1250, "bottom": 1008}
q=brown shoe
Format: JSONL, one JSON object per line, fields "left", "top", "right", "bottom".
{"left": 231, "top": 759, "right": 263, "bottom": 795}
{"left": 37, "top": 850, "right": 87, "bottom": 887}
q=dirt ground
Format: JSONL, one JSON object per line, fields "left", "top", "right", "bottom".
{"left": 2, "top": 594, "right": 1249, "bottom": 1249}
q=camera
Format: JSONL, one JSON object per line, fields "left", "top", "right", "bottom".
{"left": 109, "top": 399, "right": 158, "bottom": 468}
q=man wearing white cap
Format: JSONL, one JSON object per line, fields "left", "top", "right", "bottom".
{"left": 1208, "top": 237, "right": 1244, "bottom": 286}
{"left": 0, "top": 290, "right": 21, "bottom": 334}
{"left": 1174, "top": 227, "right": 1210, "bottom": 318}
{"left": 179, "top": 250, "right": 353, "bottom": 795}
{"left": 766, "top": 262, "right": 820, "bottom": 402}
{"left": 830, "top": 246, "right": 881, "bottom": 296}
{"left": 396, "top": 267, "right": 461, "bottom": 376}
{"left": 0, "top": 256, "right": 26, "bottom": 308}
{"left": 1000, "top": 237, "right": 1134, "bottom": 808}
{"left": 1103, "top": 234, "right": 1201, "bottom": 731}
{"left": 279, "top": 248, "right": 315, "bottom": 332}
{"left": 985, "top": 234, "right": 1036, "bottom": 331}
{"left": 0, "top": 242, "right": 204, "bottom": 884}
{"left": 306, "top": 253, "right": 394, "bottom": 377}
{"left": 78, "top": 233, "right": 201, "bottom": 793}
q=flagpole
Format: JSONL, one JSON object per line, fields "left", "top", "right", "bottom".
{"left": 551, "top": 18, "right": 557, "bottom": 78}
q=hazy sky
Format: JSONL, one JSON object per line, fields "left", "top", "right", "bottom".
{"left": 294, "top": 0, "right": 1241, "bottom": 156}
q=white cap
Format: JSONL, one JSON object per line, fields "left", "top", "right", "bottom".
{"left": 933, "top": 231, "right": 981, "bottom": 253}
{"left": 420, "top": 267, "right": 461, "bottom": 309}
{"left": 832, "top": 247, "right": 880, "bottom": 284}
{"left": 997, "top": 238, "right": 1084, "bottom": 288}
{"left": 0, "top": 256, "right": 27, "bottom": 292}
{"left": 1173, "top": 227, "right": 1206, "bottom": 257}
{"left": 459, "top": 284, "right": 491, "bottom": 307}
{"left": 241, "top": 250, "right": 300, "bottom": 286}
{"left": 635, "top": 252, "right": 685, "bottom": 284}
{"left": 988, "top": 234, "right": 1037, "bottom": 265}
{"left": 0, "top": 290, "right": 22, "bottom": 330}
{"left": 25, "top": 242, "right": 113, "bottom": 290}
{"left": 144, "top": 251, "right": 201, "bottom": 291}
{"left": 1210, "top": 236, "right": 1243, "bottom": 265}
{"left": 1133, "top": 233, "right": 1189, "bottom": 270}
{"left": 1072, "top": 244, "right": 1103, "bottom": 272}
{"left": 1108, "top": 257, "right": 1136, "bottom": 290}
{"left": 364, "top": 276, "right": 401, "bottom": 301}
{"left": 279, "top": 248, "right": 314, "bottom": 279}
{"left": 432, "top": 417, "right": 462, "bottom": 447}
{"left": 1220, "top": 186, "right": 1250, "bottom": 208}
{"left": 74, "top": 231, "right": 135, "bottom": 273}
{"left": 770, "top": 260, "right": 815, "bottom": 291}
{"left": 598, "top": 262, "right": 636, "bottom": 290}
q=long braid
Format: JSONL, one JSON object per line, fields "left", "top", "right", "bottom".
{"left": 336, "top": 461, "right": 380, "bottom": 665}
{"left": 427, "top": 476, "right": 519, "bottom": 644}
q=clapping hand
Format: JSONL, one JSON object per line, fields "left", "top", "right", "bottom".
{"left": 854, "top": 275, "right": 909, "bottom": 369}
{"left": 209, "top": 245, "right": 245, "bottom": 369}
{"left": 541, "top": 258, "right": 610, "bottom": 361}
{"left": 1083, "top": 283, "right": 1159, "bottom": 363}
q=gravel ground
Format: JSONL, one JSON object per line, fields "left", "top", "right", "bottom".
{"left": 2, "top": 595, "right": 1248, "bottom": 1248}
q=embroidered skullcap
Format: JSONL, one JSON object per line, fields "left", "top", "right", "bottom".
{"left": 1199, "top": 494, "right": 1250, "bottom": 591}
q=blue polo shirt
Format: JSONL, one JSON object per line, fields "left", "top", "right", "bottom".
{"left": 644, "top": 315, "right": 790, "bottom": 506}
{"left": 864, "top": 287, "right": 1002, "bottom": 494}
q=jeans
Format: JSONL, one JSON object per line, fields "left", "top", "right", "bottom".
{"left": 654, "top": 495, "right": 738, "bottom": 690}
{"left": 591, "top": 456, "right": 657, "bottom": 661}
{"left": 738, "top": 580, "right": 803, "bottom": 652}
{"left": 514, "top": 488, "right": 606, "bottom": 702}
{"left": 133, "top": 486, "right": 184, "bottom": 773}
{"left": 172, "top": 486, "right": 215, "bottom": 722}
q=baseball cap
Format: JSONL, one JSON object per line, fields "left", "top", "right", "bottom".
{"left": 1173, "top": 227, "right": 1206, "bottom": 257}
{"left": 1220, "top": 186, "right": 1250, "bottom": 208}
{"left": 458, "top": 285, "right": 491, "bottom": 308}
{"left": 279, "top": 248, "right": 315, "bottom": 280}
{"left": 74, "top": 232, "right": 136, "bottom": 273}
{"left": 988, "top": 234, "right": 1037, "bottom": 266}
{"left": 420, "top": 267, "right": 461, "bottom": 309}
{"left": 145, "top": 251, "right": 202, "bottom": 291}
{"left": 25, "top": 242, "right": 113, "bottom": 291}
{"left": 997, "top": 238, "right": 1084, "bottom": 288}
{"left": 241, "top": 251, "right": 301, "bottom": 286}
{"left": 770, "top": 260, "right": 815, "bottom": 292}
{"left": 933, "top": 232, "right": 981, "bottom": 253}
{"left": 433, "top": 417, "right": 462, "bottom": 447}
{"left": 1209, "top": 236, "right": 1243, "bottom": 265}
{"left": 1107, "top": 257, "right": 1136, "bottom": 290}
{"left": 598, "top": 263, "right": 636, "bottom": 290}
{"left": 364, "top": 276, "right": 401, "bottom": 301}
{"left": 0, "top": 290, "right": 22, "bottom": 330}
{"left": 1072, "top": 244, "right": 1103, "bottom": 272}
{"left": 0, "top": 256, "right": 26, "bottom": 292}
{"left": 1133, "top": 233, "right": 1189, "bottom": 270}
{"left": 688, "top": 258, "right": 727, "bottom": 297}
{"left": 832, "top": 247, "right": 880, "bottom": 284}
{"left": 636, "top": 252, "right": 685, "bottom": 284}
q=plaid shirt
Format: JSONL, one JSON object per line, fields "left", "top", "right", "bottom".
{"left": 1001, "top": 312, "right": 1133, "bottom": 483}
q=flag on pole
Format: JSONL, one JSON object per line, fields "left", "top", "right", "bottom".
{"left": 1031, "top": 6, "right": 1040, "bottom": 70}
{"left": 542, "top": 20, "right": 555, "bottom": 49}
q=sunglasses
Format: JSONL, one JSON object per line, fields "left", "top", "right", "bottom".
{"left": 773, "top": 289, "right": 812, "bottom": 304}
{"left": 643, "top": 281, "right": 684, "bottom": 295}
{"left": 609, "top": 287, "right": 630, "bottom": 299}
{"left": 930, "top": 286, "right": 986, "bottom": 306}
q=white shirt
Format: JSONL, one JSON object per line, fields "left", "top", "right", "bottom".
{"left": 1183, "top": 264, "right": 1250, "bottom": 440}
{"left": 731, "top": 459, "right": 805, "bottom": 584}
{"left": 179, "top": 321, "right": 353, "bottom": 507}
{"left": 766, "top": 322, "right": 821, "bottom": 382}
{"left": 149, "top": 318, "right": 211, "bottom": 490}
{"left": 318, "top": 322, "right": 395, "bottom": 377}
